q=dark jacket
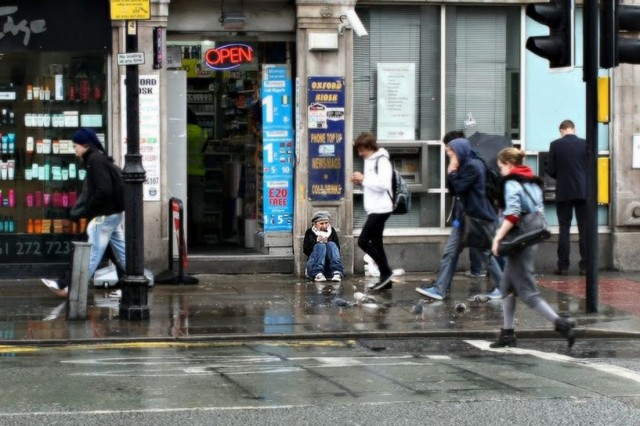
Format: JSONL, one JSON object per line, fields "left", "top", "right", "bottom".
{"left": 81, "top": 147, "right": 125, "bottom": 220}
{"left": 447, "top": 138, "right": 498, "bottom": 222}
{"left": 303, "top": 227, "right": 340, "bottom": 257}
{"left": 546, "top": 134, "right": 587, "bottom": 202}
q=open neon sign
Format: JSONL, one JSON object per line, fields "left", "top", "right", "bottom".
{"left": 204, "top": 43, "right": 253, "bottom": 71}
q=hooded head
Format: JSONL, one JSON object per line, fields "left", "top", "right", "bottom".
{"left": 311, "top": 210, "right": 330, "bottom": 224}
{"left": 447, "top": 137, "right": 472, "bottom": 164}
{"left": 72, "top": 128, "right": 104, "bottom": 152}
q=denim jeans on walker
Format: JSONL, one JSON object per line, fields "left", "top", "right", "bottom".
{"left": 306, "top": 241, "right": 344, "bottom": 278}
{"left": 87, "top": 212, "right": 126, "bottom": 279}
{"left": 432, "top": 225, "right": 502, "bottom": 297}
{"left": 432, "top": 226, "right": 463, "bottom": 296}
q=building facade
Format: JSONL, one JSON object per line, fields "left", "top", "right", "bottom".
{"left": 1, "top": 0, "right": 639, "bottom": 277}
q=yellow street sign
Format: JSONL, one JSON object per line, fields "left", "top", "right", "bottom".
{"left": 110, "top": 0, "right": 151, "bottom": 20}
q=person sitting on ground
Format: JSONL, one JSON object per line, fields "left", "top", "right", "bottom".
{"left": 303, "top": 211, "right": 345, "bottom": 283}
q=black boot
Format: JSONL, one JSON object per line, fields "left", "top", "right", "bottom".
{"left": 490, "top": 329, "right": 516, "bottom": 348}
{"left": 555, "top": 317, "right": 576, "bottom": 348}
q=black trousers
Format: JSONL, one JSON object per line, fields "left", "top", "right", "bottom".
{"left": 358, "top": 213, "right": 392, "bottom": 277}
{"left": 555, "top": 199, "right": 587, "bottom": 271}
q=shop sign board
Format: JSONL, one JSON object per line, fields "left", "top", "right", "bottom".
{"left": 376, "top": 63, "right": 416, "bottom": 140}
{"left": 0, "top": 0, "right": 110, "bottom": 51}
{"left": 262, "top": 65, "right": 294, "bottom": 232}
{"left": 0, "top": 234, "right": 75, "bottom": 263}
{"left": 110, "top": 0, "right": 150, "bottom": 20}
{"left": 119, "top": 75, "right": 161, "bottom": 201}
{"left": 307, "top": 76, "right": 346, "bottom": 201}
{"left": 205, "top": 44, "right": 253, "bottom": 71}
{"left": 117, "top": 52, "right": 145, "bottom": 66}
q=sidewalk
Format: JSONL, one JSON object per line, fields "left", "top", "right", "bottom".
{"left": 1, "top": 271, "right": 639, "bottom": 344}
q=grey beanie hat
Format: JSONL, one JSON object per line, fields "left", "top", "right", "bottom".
{"left": 311, "top": 210, "right": 331, "bottom": 223}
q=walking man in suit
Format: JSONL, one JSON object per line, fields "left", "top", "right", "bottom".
{"left": 546, "top": 120, "right": 587, "bottom": 276}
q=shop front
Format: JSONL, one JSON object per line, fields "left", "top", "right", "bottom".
{"left": 0, "top": 0, "right": 111, "bottom": 277}
{"left": 166, "top": 0, "right": 297, "bottom": 262}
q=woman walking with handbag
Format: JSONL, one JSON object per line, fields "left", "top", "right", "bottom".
{"left": 490, "top": 147, "right": 576, "bottom": 348}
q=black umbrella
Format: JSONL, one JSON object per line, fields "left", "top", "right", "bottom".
{"left": 467, "top": 132, "right": 512, "bottom": 171}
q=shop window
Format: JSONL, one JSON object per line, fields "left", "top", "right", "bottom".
{"left": 353, "top": 5, "right": 521, "bottom": 230}
{"left": 445, "top": 7, "right": 521, "bottom": 139}
{"left": 354, "top": 6, "right": 441, "bottom": 140}
{"left": 0, "top": 52, "right": 107, "bottom": 264}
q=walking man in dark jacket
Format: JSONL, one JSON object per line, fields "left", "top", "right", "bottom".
{"left": 42, "top": 128, "right": 126, "bottom": 297}
{"left": 546, "top": 120, "right": 587, "bottom": 276}
{"left": 416, "top": 137, "right": 503, "bottom": 300}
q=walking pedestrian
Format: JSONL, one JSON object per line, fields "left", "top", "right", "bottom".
{"left": 545, "top": 119, "right": 587, "bottom": 275}
{"left": 415, "top": 136, "right": 503, "bottom": 300}
{"left": 490, "top": 147, "right": 576, "bottom": 348}
{"left": 303, "top": 210, "right": 345, "bottom": 282}
{"left": 351, "top": 132, "right": 395, "bottom": 292}
{"left": 41, "top": 128, "right": 126, "bottom": 297}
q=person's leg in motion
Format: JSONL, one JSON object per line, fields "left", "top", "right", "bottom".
{"left": 555, "top": 201, "right": 572, "bottom": 273}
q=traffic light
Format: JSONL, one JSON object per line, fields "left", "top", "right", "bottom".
{"left": 600, "top": 0, "right": 640, "bottom": 68}
{"left": 526, "top": 0, "right": 574, "bottom": 70}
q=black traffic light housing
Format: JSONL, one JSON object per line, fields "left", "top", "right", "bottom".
{"left": 600, "top": 0, "right": 640, "bottom": 68}
{"left": 526, "top": 0, "right": 574, "bottom": 70}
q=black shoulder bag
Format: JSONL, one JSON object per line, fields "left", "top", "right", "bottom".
{"left": 497, "top": 183, "right": 551, "bottom": 256}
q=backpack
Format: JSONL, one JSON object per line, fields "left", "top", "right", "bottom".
{"left": 476, "top": 156, "right": 501, "bottom": 208}
{"left": 375, "top": 157, "right": 411, "bottom": 215}
{"left": 485, "top": 166, "right": 502, "bottom": 207}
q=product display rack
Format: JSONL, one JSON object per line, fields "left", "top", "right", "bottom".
{"left": 202, "top": 148, "right": 230, "bottom": 244}
{"left": 187, "top": 87, "right": 216, "bottom": 138}
{"left": 0, "top": 72, "right": 106, "bottom": 263}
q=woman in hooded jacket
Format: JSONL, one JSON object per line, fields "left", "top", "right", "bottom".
{"left": 490, "top": 147, "right": 576, "bottom": 348}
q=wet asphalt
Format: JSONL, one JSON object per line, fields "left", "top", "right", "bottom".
{"left": 0, "top": 271, "right": 639, "bottom": 344}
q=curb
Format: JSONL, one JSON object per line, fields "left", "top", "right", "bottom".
{"left": 1, "top": 327, "right": 638, "bottom": 347}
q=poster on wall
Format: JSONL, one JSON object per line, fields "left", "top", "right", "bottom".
{"left": 376, "top": 63, "right": 416, "bottom": 140}
{"left": 120, "top": 75, "right": 161, "bottom": 201}
{"left": 262, "top": 64, "right": 294, "bottom": 231}
{"left": 307, "top": 76, "right": 345, "bottom": 201}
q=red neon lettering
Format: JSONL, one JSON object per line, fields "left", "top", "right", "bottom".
{"left": 205, "top": 49, "right": 220, "bottom": 65}
{"left": 205, "top": 44, "right": 253, "bottom": 69}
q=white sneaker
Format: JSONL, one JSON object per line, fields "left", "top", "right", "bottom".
{"left": 108, "top": 289, "right": 122, "bottom": 298}
{"left": 43, "top": 302, "right": 66, "bottom": 321}
{"left": 314, "top": 273, "right": 327, "bottom": 282}
{"left": 41, "top": 278, "right": 68, "bottom": 297}
{"left": 331, "top": 272, "right": 342, "bottom": 282}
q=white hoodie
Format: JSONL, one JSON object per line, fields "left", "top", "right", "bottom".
{"left": 361, "top": 147, "right": 393, "bottom": 214}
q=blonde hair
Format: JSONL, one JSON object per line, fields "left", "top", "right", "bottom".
{"left": 497, "top": 147, "right": 525, "bottom": 166}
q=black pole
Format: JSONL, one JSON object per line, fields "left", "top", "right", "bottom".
{"left": 177, "top": 199, "right": 185, "bottom": 282}
{"left": 583, "top": 0, "right": 599, "bottom": 313}
{"left": 166, "top": 198, "right": 174, "bottom": 272}
{"left": 120, "top": 20, "right": 150, "bottom": 320}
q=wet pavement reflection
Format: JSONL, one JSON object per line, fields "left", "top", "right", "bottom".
{"left": 0, "top": 271, "right": 639, "bottom": 342}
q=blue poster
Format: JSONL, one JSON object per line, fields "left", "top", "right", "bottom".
{"left": 307, "top": 77, "right": 346, "bottom": 201}
{"left": 262, "top": 65, "right": 294, "bottom": 231}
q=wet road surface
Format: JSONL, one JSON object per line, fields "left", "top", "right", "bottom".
{"left": 1, "top": 338, "right": 639, "bottom": 425}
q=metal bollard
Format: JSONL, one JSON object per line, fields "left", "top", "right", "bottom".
{"left": 67, "top": 241, "right": 92, "bottom": 320}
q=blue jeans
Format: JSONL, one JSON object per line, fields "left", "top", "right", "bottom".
{"left": 306, "top": 241, "right": 344, "bottom": 278}
{"left": 469, "top": 247, "right": 483, "bottom": 274}
{"left": 432, "top": 226, "right": 503, "bottom": 296}
{"left": 87, "top": 213, "right": 126, "bottom": 279}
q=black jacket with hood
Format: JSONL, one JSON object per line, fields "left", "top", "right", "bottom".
{"left": 447, "top": 138, "right": 498, "bottom": 223}
{"left": 81, "top": 147, "right": 125, "bottom": 220}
